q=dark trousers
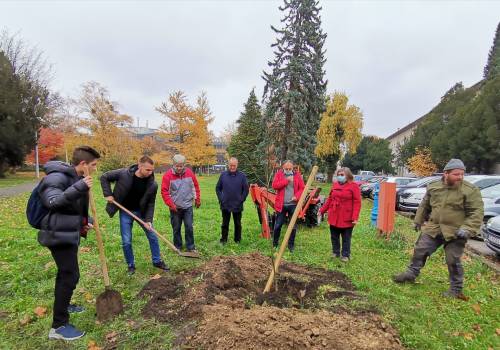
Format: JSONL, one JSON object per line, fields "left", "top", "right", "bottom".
{"left": 330, "top": 226, "right": 353, "bottom": 258}
{"left": 170, "top": 207, "right": 195, "bottom": 250}
{"left": 408, "top": 233, "right": 466, "bottom": 292}
{"left": 221, "top": 210, "right": 242, "bottom": 243}
{"left": 273, "top": 204, "right": 297, "bottom": 248}
{"left": 49, "top": 245, "right": 80, "bottom": 328}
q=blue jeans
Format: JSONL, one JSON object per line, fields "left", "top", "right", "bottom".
{"left": 273, "top": 204, "right": 297, "bottom": 248}
{"left": 170, "top": 207, "right": 195, "bottom": 250}
{"left": 119, "top": 210, "right": 161, "bottom": 267}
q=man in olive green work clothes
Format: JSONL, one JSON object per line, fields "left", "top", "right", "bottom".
{"left": 393, "top": 159, "right": 484, "bottom": 299}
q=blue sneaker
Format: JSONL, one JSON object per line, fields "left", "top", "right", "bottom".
{"left": 68, "top": 304, "right": 85, "bottom": 313}
{"left": 48, "top": 324, "right": 85, "bottom": 341}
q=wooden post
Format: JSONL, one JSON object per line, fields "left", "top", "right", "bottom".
{"left": 84, "top": 165, "right": 111, "bottom": 287}
{"left": 263, "top": 165, "right": 318, "bottom": 293}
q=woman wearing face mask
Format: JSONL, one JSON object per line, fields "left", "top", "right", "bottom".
{"left": 319, "top": 167, "right": 361, "bottom": 262}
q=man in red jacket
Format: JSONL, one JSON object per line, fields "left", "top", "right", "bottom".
{"left": 272, "top": 160, "right": 305, "bottom": 252}
{"left": 161, "top": 154, "right": 201, "bottom": 252}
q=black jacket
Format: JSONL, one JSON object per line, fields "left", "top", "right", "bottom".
{"left": 215, "top": 170, "right": 249, "bottom": 212}
{"left": 38, "top": 161, "right": 89, "bottom": 245}
{"left": 100, "top": 165, "right": 158, "bottom": 222}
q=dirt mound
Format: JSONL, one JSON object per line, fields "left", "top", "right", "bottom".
{"left": 188, "top": 305, "right": 403, "bottom": 350}
{"left": 140, "top": 253, "right": 403, "bottom": 349}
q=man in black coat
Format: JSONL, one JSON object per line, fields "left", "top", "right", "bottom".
{"left": 100, "top": 155, "right": 168, "bottom": 275}
{"left": 38, "top": 146, "right": 100, "bottom": 341}
{"left": 215, "top": 157, "right": 249, "bottom": 244}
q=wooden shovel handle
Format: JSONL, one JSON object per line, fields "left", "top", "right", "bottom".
{"left": 83, "top": 166, "right": 111, "bottom": 287}
{"left": 263, "top": 165, "right": 319, "bottom": 293}
{"left": 111, "top": 200, "right": 182, "bottom": 255}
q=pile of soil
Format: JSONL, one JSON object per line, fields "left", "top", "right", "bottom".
{"left": 140, "top": 253, "right": 404, "bottom": 350}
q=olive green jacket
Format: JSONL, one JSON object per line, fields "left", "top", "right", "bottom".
{"left": 414, "top": 180, "right": 484, "bottom": 240}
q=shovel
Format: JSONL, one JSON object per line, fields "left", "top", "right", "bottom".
{"left": 84, "top": 166, "right": 124, "bottom": 322}
{"left": 111, "top": 200, "right": 201, "bottom": 259}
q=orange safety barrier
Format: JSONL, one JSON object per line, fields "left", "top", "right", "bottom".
{"left": 377, "top": 182, "right": 396, "bottom": 239}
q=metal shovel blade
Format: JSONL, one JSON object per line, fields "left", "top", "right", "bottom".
{"left": 96, "top": 288, "right": 124, "bottom": 322}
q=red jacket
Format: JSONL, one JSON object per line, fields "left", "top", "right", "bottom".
{"left": 320, "top": 181, "right": 361, "bottom": 228}
{"left": 272, "top": 170, "right": 305, "bottom": 213}
{"left": 161, "top": 168, "right": 200, "bottom": 210}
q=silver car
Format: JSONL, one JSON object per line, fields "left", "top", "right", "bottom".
{"left": 482, "top": 215, "right": 500, "bottom": 258}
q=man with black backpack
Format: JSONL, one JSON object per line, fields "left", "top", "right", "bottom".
{"left": 34, "top": 146, "right": 100, "bottom": 341}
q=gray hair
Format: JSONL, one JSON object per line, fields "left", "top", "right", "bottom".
{"left": 172, "top": 154, "right": 186, "bottom": 164}
{"left": 228, "top": 157, "right": 238, "bottom": 164}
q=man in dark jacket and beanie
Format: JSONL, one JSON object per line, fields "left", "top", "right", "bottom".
{"left": 100, "top": 156, "right": 168, "bottom": 275}
{"left": 393, "top": 159, "right": 484, "bottom": 299}
{"left": 38, "top": 146, "right": 100, "bottom": 341}
{"left": 215, "top": 157, "right": 249, "bottom": 244}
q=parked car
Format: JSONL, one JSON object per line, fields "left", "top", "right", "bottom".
{"left": 398, "top": 175, "right": 500, "bottom": 213}
{"left": 359, "top": 170, "right": 375, "bottom": 176}
{"left": 367, "top": 176, "right": 416, "bottom": 200}
{"left": 482, "top": 215, "right": 500, "bottom": 258}
{"left": 464, "top": 175, "right": 500, "bottom": 190}
{"left": 481, "top": 183, "right": 500, "bottom": 223}
{"left": 360, "top": 176, "right": 386, "bottom": 198}
{"left": 353, "top": 174, "right": 374, "bottom": 186}
{"left": 315, "top": 173, "right": 327, "bottom": 182}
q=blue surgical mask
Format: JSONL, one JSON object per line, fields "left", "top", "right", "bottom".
{"left": 337, "top": 175, "right": 346, "bottom": 184}
{"left": 284, "top": 170, "right": 293, "bottom": 176}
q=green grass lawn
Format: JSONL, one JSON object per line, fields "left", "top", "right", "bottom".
{"left": 0, "top": 175, "right": 498, "bottom": 349}
{"left": 0, "top": 172, "right": 38, "bottom": 188}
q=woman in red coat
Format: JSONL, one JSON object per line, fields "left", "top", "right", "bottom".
{"left": 319, "top": 167, "right": 361, "bottom": 262}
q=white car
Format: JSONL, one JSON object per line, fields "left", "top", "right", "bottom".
{"left": 398, "top": 175, "right": 500, "bottom": 213}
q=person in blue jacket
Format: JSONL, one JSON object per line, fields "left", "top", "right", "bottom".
{"left": 215, "top": 157, "right": 249, "bottom": 244}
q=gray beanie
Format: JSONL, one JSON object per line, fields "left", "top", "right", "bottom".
{"left": 443, "top": 158, "right": 466, "bottom": 171}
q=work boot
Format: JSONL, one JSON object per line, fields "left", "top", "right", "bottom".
{"left": 340, "top": 256, "right": 349, "bottom": 263}
{"left": 392, "top": 270, "right": 416, "bottom": 283}
{"left": 127, "top": 265, "right": 136, "bottom": 276}
{"left": 442, "top": 289, "right": 468, "bottom": 301}
{"left": 153, "top": 261, "right": 170, "bottom": 271}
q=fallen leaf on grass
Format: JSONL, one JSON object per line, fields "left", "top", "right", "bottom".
{"left": 462, "top": 255, "right": 472, "bottom": 263}
{"left": 44, "top": 261, "right": 55, "bottom": 270}
{"left": 34, "top": 306, "right": 47, "bottom": 317}
{"left": 496, "top": 328, "right": 500, "bottom": 336}
{"left": 84, "top": 292, "right": 94, "bottom": 302}
{"left": 150, "top": 274, "right": 161, "bottom": 280}
{"left": 19, "top": 315, "right": 32, "bottom": 326}
{"left": 80, "top": 247, "right": 91, "bottom": 253}
{"left": 472, "top": 324, "right": 482, "bottom": 332}
{"left": 105, "top": 331, "right": 118, "bottom": 343}
{"left": 463, "top": 333, "right": 474, "bottom": 341}
{"left": 87, "top": 340, "right": 102, "bottom": 350}
{"left": 471, "top": 304, "right": 481, "bottom": 315}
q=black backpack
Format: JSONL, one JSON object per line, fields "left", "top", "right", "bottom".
{"left": 26, "top": 181, "right": 49, "bottom": 229}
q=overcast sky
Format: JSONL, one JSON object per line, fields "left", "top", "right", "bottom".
{"left": 1, "top": 0, "right": 499, "bottom": 137}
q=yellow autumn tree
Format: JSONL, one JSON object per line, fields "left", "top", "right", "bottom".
{"left": 156, "top": 91, "right": 216, "bottom": 168}
{"left": 315, "top": 92, "right": 363, "bottom": 177}
{"left": 73, "top": 81, "right": 141, "bottom": 171}
{"left": 407, "top": 147, "right": 437, "bottom": 176}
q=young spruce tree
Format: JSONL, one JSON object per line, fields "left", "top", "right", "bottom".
{"left": 227, "top": 89, "right": 266, "bottom": 184}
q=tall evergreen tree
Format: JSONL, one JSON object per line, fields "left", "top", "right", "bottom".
{"left": 228, "top": 89, "right": 266, "bottom": 184}
{"left": 484, "top": 22, "right": 500, "bottom": 80}
{"left": 262, "top": 0, "right": 327, "bottom": 170}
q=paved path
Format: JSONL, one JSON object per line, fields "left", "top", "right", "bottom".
{"left": 467, "top": 239, "right": 497, "bottom": 258}
{"left": 0, "top": 181, "right": 38, "bottom": 198}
